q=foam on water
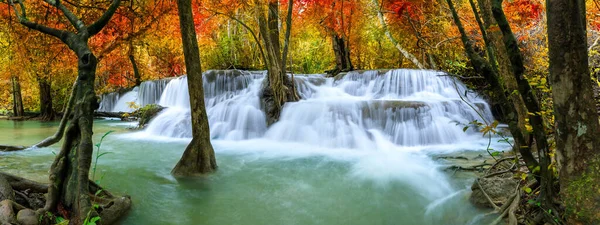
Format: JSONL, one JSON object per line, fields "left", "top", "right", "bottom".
{"left": 115, "top": 69, "right": 505, "bottom": 214}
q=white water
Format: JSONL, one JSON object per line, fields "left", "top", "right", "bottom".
{"left": 139, "top": 69, "right": 493, "bottom": 147}
{"left": 97, "top": 69, "right": 504, "bottom": 223}
{"left": 98, "top": 79, "right": 170, "bottom": 112}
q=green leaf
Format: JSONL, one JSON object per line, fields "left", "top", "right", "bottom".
{"left": 527, "top": 199, "right": 537, "bottom": 205}
{"left": 463, "top": 126, "right": 469, "bottom": 132}
{"left": 532, "top": 166, "right": 541, "bottom": 173}
{"left": 98, "top": 152, "right": 113, "bottom": 158}
{"left": 491, "top": 152, "right": 501, "bottom": 157}
{"left": 56, "top": 216, "right": 65, "bottom": 222}
{"left": 524, "top": 187, "right": 532, "bottom": 193}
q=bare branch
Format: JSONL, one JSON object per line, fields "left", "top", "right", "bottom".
{"left": 87, "top": 0, "right": 121, "bottom": 37}
{"left": 44, "top": 0, "right": 86, "bottom": 31}
{"left": 20, "top": 19, "right": 70, "bottom": 40}
{"left": 9, "top": 0, "right": 71, "bottom": 41}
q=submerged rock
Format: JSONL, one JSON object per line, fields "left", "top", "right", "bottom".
{"left": 469, "top": 177, "right": 518, "bottom": 208}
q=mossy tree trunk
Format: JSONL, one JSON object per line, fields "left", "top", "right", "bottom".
{"left": 445, "top": 0, "right": 539, "bottom": 174}
{"left": 256, "top": 0, "right": 299, "bottom": 125}
{"left": 547, "top": 0, "right": 600, "bottom": 223}
{"left": 171, "top": 0, "right": 217, "bottom": 176}
{"left": 476, "top": 0, "right": 529, "bottom": 135}
{"left": 10, "top": 0, "right": 128, "bottom": 223}
{"left": 490, "top": 0, "right": 555, "bottom": 213}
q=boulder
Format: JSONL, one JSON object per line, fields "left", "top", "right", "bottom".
{"left": 469, "top": 177, "right": 518, "bottom": 208}
{"left": 16, "top": 209, "right": 39, "bottom": 225}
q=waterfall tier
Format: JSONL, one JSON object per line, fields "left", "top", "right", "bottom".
{"left": 97, "top": 79, "right": 171, "bottom": 112}
{"left": 105, "top": 69, "right": 495, "bottom": 149}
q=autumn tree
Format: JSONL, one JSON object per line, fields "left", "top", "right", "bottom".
{"left": 371, "top": 0, "right": 424, "bottom": 69}
{"left": 2, "top": 0, "right": 131, "bottom": 223}
{"left": 547, "top": 0, "right": 600, "bottom": 223}
{"left": 171, "top": 0, "right": 217, "bottom": 176}
{"left": 301, "top": 0, "right": 357, "bottom": 74}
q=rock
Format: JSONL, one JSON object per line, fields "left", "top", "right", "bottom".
{"left": 469, "top": 177, "right": 518, "bottom": 208}
{"left": 0, "top": 176, "right": 15, "bottom": 202}
{"left": 134, "top": 104, "right": 165, "bottom": 128}
{"left": 16, "top": 209, "right": 39, "bottom": 225}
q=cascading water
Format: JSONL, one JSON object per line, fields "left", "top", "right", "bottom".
{"left": 265, "top": 69, "right": 494, "bottom": 149}
{"left": 98, "top": 92, "right": 120, "bottom": 112}
{"left": 97, "top": 79, "right": 170, "bottom": 112}
{"left": 142, "top": 69, "right": 494, "bottom": 149}
{"left": 145, "top": 70, "right": 267, "bottom": 139}
{"left": 132, "top": 69, "right": 504, "bottom": 223}
{"left": 138, "top": 79, "right": 170, "bottom": 107}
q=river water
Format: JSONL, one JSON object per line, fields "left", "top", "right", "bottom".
{"left": 1, "top": 69, "right": 510, "bottom": 224}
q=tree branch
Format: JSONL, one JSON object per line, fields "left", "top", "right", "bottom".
{"left": 20, "top": 20, "right": 70, "bottom": 40}
{"left": 44, "top": 0, "right": 85, "bottom": 31}
{"left": 9, "top": 0, "right": 71, "bottom": 40}
{"left": 86, "top": 0, "right": 121, "bottom": 37}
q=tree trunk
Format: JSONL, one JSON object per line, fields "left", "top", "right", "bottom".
{"left": 445, "top": 0, "right": 539, "bottom": 174}
{"left": 172, "top": 0, "right": 217, "bottom": 176}
{"left": 38, "top": 77, "right": 55, "bottom": 121}
{"left": 44, "top": 49, "right": 98, "bottom": 224}
{"left": 477, "top": 0, "right": 529, "bottom": 135}
{"left": 257, "top": 0, "right": 299, "bottom": 125}
{"left": 129, "top": 55, "right": 141, "bottom": 87}
{"left": 547, "top": 0, "right": 600, "bottom": 223}
{"left": 490, "top": 0, "right": 555, "bottom": 213}
{"left": 11, "top": 76, "right": 24, "bottom": 117}
{"left": 332, "top": 34, "right": 353, "bottom": 72}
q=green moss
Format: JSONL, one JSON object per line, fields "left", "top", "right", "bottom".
{"left": 135, "top": 104, "right": 164, "bottom": 128}
{"left": 564, "top": 156, "right": 600, "bottom": 223}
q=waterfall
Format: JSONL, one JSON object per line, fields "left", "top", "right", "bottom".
{"left": 141, "top": 69, "right": 495, "bottom": 150}
{"left": 265, "top": 70, "right": 493, "bottom": 149}
{"left": 138, "top": 79, "right": 170, "bottom": 107}
{"left": 145, "top": 70, "right": 267, "bottom": 140}
{"left": 97, "top": 79, "right": 170, "bottom": 112}
{"left": 98, "top": 92, "right": 120, "bottom": 112}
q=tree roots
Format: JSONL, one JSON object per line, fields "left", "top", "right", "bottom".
{"left": 0, "top": 172, "right": 130, "bottom": 225}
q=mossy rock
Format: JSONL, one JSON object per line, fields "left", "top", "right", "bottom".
{"left": 133, "top": 104, "right": 165, "bottom": 128}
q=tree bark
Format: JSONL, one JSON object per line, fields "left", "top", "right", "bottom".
{"left": 128, "top": 39, "right": 142, "bottom": 86}
{"left": 9, "top": 0, "right": 130, "bottom": 223}
{"left": 172, "top": 0, "right": 217, "bottom": 176}
{"left": 445, "top": 0, "right": 539, "bottom": 174}
{"left": 547, "top": 0, "right": 600, "bottom": 223}
{"left": 332, "top": 34, "right": 353, "bottom": 73}
{"left": 490, "top": 0, "right": 555, "bottom": 213}
{"left": 477, "top": 0, "right": 529, "bottom": 140}
{"left": 11, "top": 76, "right": 24, "bottom": 117}
{"left": 257, "top": 0, "right": 299, "bottom": 125}
{"left": 38, "top": 77, "right": 55, "bottom": 121}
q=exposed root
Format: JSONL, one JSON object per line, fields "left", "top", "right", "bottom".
{"left": 477, "top": 178, "right": 501, "bottom": 210}
{"left": 0, "top": 172, "right": 130, "bottom": 224}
